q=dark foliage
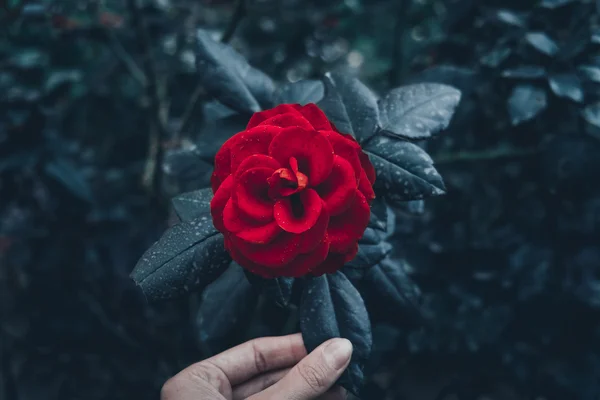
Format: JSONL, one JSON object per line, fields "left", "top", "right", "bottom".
{"left": 2, "top": 0, "right": 600, "bottom": 399}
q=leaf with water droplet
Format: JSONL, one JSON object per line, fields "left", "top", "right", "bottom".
{"left": 317, "top": 72, "right": 380, "bottom": 143}
{"left": 172, "top": 188, "right": 213, "bottom": 222}
{"left": 378, "top": 83, "right": 461, "bottom": 140}
{"left": 507, "top": 85, "right": 547, "bottom": 125}
{"left": 196, "top": 29, "right": 275, "bottom": 113}
{"left": 274, "top": 79, "right": 324, "bottom": 105}
{"left": 300, "top": 272, "right": 372, "bottom": 396}
{"left": 364, "top": 135, "right": 446, "bottom": 205}
{"left": 131, "top": 215, "right": 231, "bottom": 301}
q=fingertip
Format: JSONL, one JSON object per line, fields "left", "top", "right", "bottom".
{"left": 322, "top": 338, "right": 353, "bottom": 371}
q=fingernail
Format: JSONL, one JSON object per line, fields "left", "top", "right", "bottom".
{"left": 324, "top": 339, "right": 353, "bottom": 370}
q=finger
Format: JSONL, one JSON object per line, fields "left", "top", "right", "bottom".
{"left": 161, "top": 365, "right": 227, "bottom": 400}
{"left": 201, "top": 333, "right": 307, "bottom": 386}
{"left": 249, "top": 338, "right": 353, "bottom": 400}
{"left": 232, "top": 367, "right": 292, "bottom": 400}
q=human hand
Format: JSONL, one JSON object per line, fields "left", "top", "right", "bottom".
{"left": 160, "top": 333, "right": 352, "bottom": 400}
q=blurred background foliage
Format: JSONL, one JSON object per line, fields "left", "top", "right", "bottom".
{"left": 2, "top": 0, "right": 600, "bottom": 399}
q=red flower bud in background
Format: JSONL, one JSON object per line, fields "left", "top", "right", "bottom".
{"left": 210, "top": 103, "right": 375, "bottom": 278}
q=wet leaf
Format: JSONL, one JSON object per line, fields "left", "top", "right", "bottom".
{"left": 171, "top": 188, "right": 213, "bottom": 222}
{"left": 195, "top": 30, "right": 275, "bottom": 113}
{"left": 364, "top": 135, "right": 446, "bottom": 205}
{"left": 131, "top": 216, "right": 231, "bottom": 301}
{"left": 274, "top": 79, "right": 324, "bottom": 105}
{"left": 378, "top": 83, "right": 461, "bottom": 139}
{"left": 317, "top": 73, "right": 379, "bottom": 143}
{"left": 300, "top": 272, "right": 372, "bottom": 396}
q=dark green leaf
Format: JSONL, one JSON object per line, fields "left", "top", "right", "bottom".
{"left": 549, "top": 73, "right": 584, "bottom": 103}
{"left": 244, "top": 270, "right": 294, "bottom": 308}
{"left": 363, "top": 258, "right": 422, "bottom": 324}
{"left": 582, "top": 102, "right": 600, "bottom": 128}
{"left": 319, "top": 72, "right": 380, "bottom": 143}
{"left": 300, "top": 272, "right": 372, "bottom": 396}
{"left": 578, "top": 65, "right": 600, "bottom": 83}
{"left": 540, "top": 0, "right": 574, "bottom": 8}
{"left": 172, "top": 188, "right": 213, "bottom": 222}
{"left": 501, "top": 66, "right": 547, "bottom": 79}
{"left": 196, "top": 264, "right": 259, "bottom": 356}
{"left": 195, "top": 30, "right": 275, "bottom": 113}
{"left": 495, "top": 10, "right": 525, "bottom": 27}
{"left": 346, "top": 241, "right": 392, "bottom": 270}
{"left": 274, "top": 79, "right": 324, "bottom": 105}
{"left": 507, "top": 85, "right": 547, "bottom": 125}
{"left": 378, "top": 83, "right": 461, "bottom": 140}
{"left": 525, "top": 32, "right": 559, "bottom": 56}
{"left": 364, "top": 135, "right": 445, "bottom": 204}
{"left": 131, "top": 216, "right": 231, "bottom": 301}
{"left": 45, "top": 159, "right": 92, "bottom": 202}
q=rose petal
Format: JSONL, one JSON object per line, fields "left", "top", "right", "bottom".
{"left": 268, "top": 167, "right": 299, "bottom": 198}
{"left": 289, "top": 157, "right": 308, "bottom": 189}
{"left": 210, "top": 175, "right": 234, "bottom": 232}
{"left": 297, "top": 103, "right": 333, "bottom": 131}
{"left": 246, "top": 104, "right": 303, "bottom": 129}
{"left": 230, "top": 233, "right": 300, "bottom": 267}
{"left": 310, "top": 243, "right": 358, "bottom": 276}
{"left": 320, "top": 130, "right": 362, "bottom": 181}
{"left": 269, "top": 127, "right": 334, "bottom": 186}
{"left": 229, "top": 125, "right": 281, "bottom": 174}
{"left": 235, "top": 167, "right": 274, "bottom": 222}
{"left": 225, "top": 237, "right": 277, "bottom": 278}
{"left": 280, "top": 239, "right": 330, "bottom": 277}
{"left": 223, "top": 198, "right": 252, "bottom": 233}
{"left": 258, "top": 112, "right": 313, "bottom": 130}
{"left": 359, "top": 151, "right": 376, "bottom": 184}
{"left": 327, "top": 190, "right": 370, "bottom": 252}
{"left": 274, "top": 189, "right": 322, "bottom": 234}
{"left": 316, "top": 155, "right": 357, "bottom": 216}
{"left": 296, "top": 203, "right": 329, "bottom": 254}
{"left": 212, "top": 146, "right": 232, "bottom": 193}
{"left": 235, "top": 220, "right": 282, "bottom": 244}
{"left": 234, "top": 154, "right": 280, "bottom": 181}
{"left": 358, "top": 167, "right": 376, "bottom": 203}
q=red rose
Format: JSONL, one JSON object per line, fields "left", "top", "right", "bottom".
{"left": 210, "top": 103, "right": 376, "bottom": 278}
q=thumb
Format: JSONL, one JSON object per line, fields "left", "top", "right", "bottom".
{"left": 249, "top": 338, "right": 352, "bottom": 400}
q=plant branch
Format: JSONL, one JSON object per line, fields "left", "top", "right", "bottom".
{"left": 176, "top": 84, "right": 206, "bottom": 140}
{"left": 221, "top": 0, "right": 246, "bottom": 43}
{"left": 106, "top": 30, "right": 148, "bottom": 87}
{"left": 126, "top": 0, "right": 169, "bottom": 196}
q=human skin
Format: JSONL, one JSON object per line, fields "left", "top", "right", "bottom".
{"left": 161, "top": 333, "right": 352, "bottom": 400}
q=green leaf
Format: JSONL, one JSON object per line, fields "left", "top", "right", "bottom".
{"left": 131, "top": 216, "right": 231, "bottom": 301}
{"left": 378, "top": 83, "right": 461, "bottom": 139}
